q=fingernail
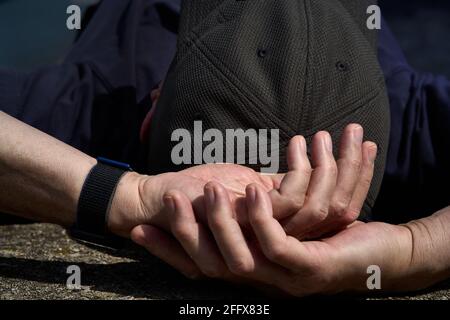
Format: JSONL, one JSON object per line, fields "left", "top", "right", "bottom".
{"left": 368, "top": 144, "right": 377, "bottom": 163}
{"left": 163, "top": 196, "right": 175, "bottom": 212}
{"left": 352, "top": 125, "right": 363, "bottom": 145}
{"left": 323, "top": 133, "right": 332, "bottom": 153}
{"left": 298, "top": 136, "right": 306, "bottom": 153}
{"left": 247, "top": 186, "right": 256, "bottom": 203}
{"left": 205, "top": 185, "right": 215, "bottom": 206}
{"left": 131, "top": 228, "right": 146, "bottom": 247}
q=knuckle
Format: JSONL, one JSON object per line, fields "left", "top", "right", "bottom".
{"left": 340, "top": 208, "right": 360, "bottom": 225}
{"left": 330, "top": 199, "right": 349, "bottom": 218}
{"left": 329, "top": 208, "right": 360, "bottom": 227}
{"left": 300, "top": 166, "right": 313, "bottom": 177}
{"left": 309, "top": 205, "right": 328, "bottom": 222}
{"left": 349, "top": 158, "right": 362, "bottom": 171}
{"left": 229, "top": 259, "right": 254, "bottom": 275}
{"left": 203, "top": 265, "right": 226, "bottom": 279}
{"left": 360, "top": 175, "right": 373, "bottom": 190}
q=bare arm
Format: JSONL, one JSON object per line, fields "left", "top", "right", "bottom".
{"left": 402, "top": 207, "right": 450, "bottom": 291}
{"left": 0, "top": 111, "right": 96, "bottom": 227}
{"left": 0, "top": 111, "right": 149, "bottom": 238}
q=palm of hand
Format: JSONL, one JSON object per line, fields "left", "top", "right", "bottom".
{"left": 278, "top": 221, "right": 409, "bottom": 296}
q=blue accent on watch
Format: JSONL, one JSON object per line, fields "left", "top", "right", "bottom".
{"left": 97, "top": 157, "right": 132, "bottom": 171}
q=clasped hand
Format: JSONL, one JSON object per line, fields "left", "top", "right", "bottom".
{"left": 115, "top": 124, "right": 412, "bottom": 297}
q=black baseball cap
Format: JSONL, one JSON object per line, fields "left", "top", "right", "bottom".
{"left": 146, "top": 0, "right": 390, "bottom": 218}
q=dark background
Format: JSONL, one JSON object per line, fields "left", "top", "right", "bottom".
{"left": 381, "top": 0, "right": 450, "bottom": 77}
{"left": 0, "top": 0, "right": 449, "bottom": 77}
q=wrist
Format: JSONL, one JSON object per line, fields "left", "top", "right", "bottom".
{"left": 107, "top": 172, "right": 147, "bottom": 238}
{"left": 401, "top": 211, "right": 450, "bottom": 290}
{"left": 342, "top": 219, "right": 447, "bottom": 293}
{"left": 335, "top": 223, "right": 415, "bottom": 294}
{"left": 378, "top": 224, "right": 417, "bottom": 292}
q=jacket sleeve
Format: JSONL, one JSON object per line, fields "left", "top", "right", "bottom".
{"left": 374, "top": 18, "right": 450, "bottom": 222}
{"left": 0, "top": 0, "right": 179, "bottom": 166}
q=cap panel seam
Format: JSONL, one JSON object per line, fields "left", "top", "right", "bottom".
{"left": 191, "top": 41, "right": 294, "bottom": 141}
{"left": 190, "top": 31, "right": 297, "bottom": 138}
{"left": 299, "top": 0, "right": 313, "bottom": 132}
{"left": 301, "top": 77, "right": 386, "bottom": 137}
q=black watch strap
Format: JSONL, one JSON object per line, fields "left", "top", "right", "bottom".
{"left": 70, "top": 157, "right": 132, "bottom": 249}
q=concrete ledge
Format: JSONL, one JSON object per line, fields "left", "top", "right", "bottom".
{"left": 1, "top": 223, "right": 449, "bottom": 300}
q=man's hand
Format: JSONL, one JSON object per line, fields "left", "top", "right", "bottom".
{"left": 109, "top": 124, "right": 375, "bottom": 241}
{"left": 279, "top": 124, "right": 377, "bottom": 239}
{"left": 133, "top": 183, "right": 450, "bottom": 295}
{"left": 132, "top": 87, "right": 380, "bottom": 280}
{"left": 141, "top": 85, "right": 376, "bottom": 238}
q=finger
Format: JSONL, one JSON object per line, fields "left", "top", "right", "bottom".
{"left": 205, "top": 182, "right": 285, "bottom": 284}
{"left": 205, "top": 181, "right": 255, "bottom": 275}
{"left": 303, "top": 141, "right": 377, "bottom": 239}
{"left": 329, "top": 124, "right": 363, "bottom": 221}
{"left": 141, "top": 84, "right": 162, "bottom": 143}
{"left": 270, "top": 136, "right": 312, "bottom": 219}
{"left": 151, "top": 87, "right": 161, "bottom": 103}
{"left": 282, "top": 131, "right": 337, "bottom": 237}
{"left": 130, "top": 225, "right": 202, "bottom": 279}
{"left": 347, "top": 141, "right": 377, "bottom": 221}
{"left": 166, "top": 191, "right": 229, "bottom": 279}
{"left": 164, "top": 192, "right": 284, "bottom": 287}
{"left": 247, "top": 184, "right": 311, "bottom": 271}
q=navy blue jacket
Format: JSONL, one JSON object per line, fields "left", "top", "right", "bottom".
{"left": 0, "top": 0, "right": 448, "bottom": 222}
{"left": 374, "top": 20, "right": 450, "bottom": 222}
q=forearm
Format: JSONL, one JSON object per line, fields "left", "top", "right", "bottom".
{"left": 332, "top": 207, "right": 450, "bottom": 294}
{"left": 348, "top": 207, "right": 450, "bottom": 293}
{"left": 402, "top": 206, "right": 450, "bottom": 290}
{"left": 0, "top": 111, "right": 96, "bottom": 227}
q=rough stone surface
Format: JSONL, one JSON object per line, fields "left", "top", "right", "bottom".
{"left": 0, "top": 223, "right": 449, "bottom": 300}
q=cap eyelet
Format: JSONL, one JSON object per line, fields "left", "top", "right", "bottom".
{"left": 257, "top": 49, "right": 268, "bottom": 58}
{"left": 336, "top": 61, "right": 349, "bottom": 72}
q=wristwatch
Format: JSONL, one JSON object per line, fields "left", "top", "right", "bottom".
{"left": 69, "top": 157, "right": 132, "bottom": 249}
